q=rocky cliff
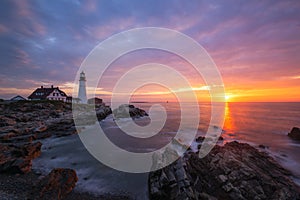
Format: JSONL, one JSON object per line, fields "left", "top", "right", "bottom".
{"left": 149, "top": 140, "right": 300, "bottom": 200}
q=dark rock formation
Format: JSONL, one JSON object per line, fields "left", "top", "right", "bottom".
{"left": 73, "top": 105, "right": 112, "bottom": 126}
{"left": 195, "top": 135, "right": 224, "bottom": 143}
{"left": 96, "top": 105, "right": 112, "bottom": 120}
{"left": 0, "top": 142, "right": 42, "bottom": 174}
{"left": 149, "top": 141, "right": 300, "bottom": 200}
{"left": 0, "top": 101, "right": 74, "bottom": 143}
{"left": 28, "top": 168, "right": 78, "bottom": 200}
{"left": 0, "top": 116, "right": 16, "bottom": 127}
{"left": 258, "top": 144, "right": 268, "bottom": 149}
{"left": 46, "top": 118, "right": 77, "bottom": 137}
{"left": 288, "top": 127, "right": 300, "bottom": 140}
{"left": 0, "top": 101, "right": 112, "bottom": 143}
{"left": 0, "top": 171, "right": 133, "bottom": 200}
{"left": 113, "top": 104, "right": 148, "bottom": 119}
{"left": 0, "top": 101, "right": 115, "bottom": 199}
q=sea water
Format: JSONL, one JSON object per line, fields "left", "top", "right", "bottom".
{"left": 33, "top": 102, "right": 300, "bottom": 199}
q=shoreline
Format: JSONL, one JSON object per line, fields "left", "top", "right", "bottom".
{"left": 0, "top": 171, "right": 132, "bottom": 200}
{"left": 1, "top": 101, "right": 300, "bottom": 199}
{"left": 149, "top": 140, "right": 300, "bottom": 199}
{"left": 1, "top": 139, "right": 299, "bottom": 200}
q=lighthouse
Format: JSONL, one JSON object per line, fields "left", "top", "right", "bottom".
{"left": 78, "top": 71, "right": 87, "bottom": 103}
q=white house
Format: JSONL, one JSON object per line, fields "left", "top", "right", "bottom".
{"left": 28, "top": 85, "right": 68, "bottom": 102}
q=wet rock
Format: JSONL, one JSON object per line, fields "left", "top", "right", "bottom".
{"left": 195, "top": 136, "right": 224, "bottom": 143}
{"left": 1, "top": 134, "right": 36, "bottom": 143}
{"left": 218, "top": 174, "right": 228, "bottom": 183}
{"left": 0, "top": 132, "right": 17, "bottom": 141}
{"left": 0, "top": 101, "right": 76, "bottom": 143}
{"left": 0, "top": 101, "right": 113, "bottom": 144}
{"left": 149, "top": 141, "right": 300, "bottom": 200}
{"left": 258, "top": 144, "right": 268, "bottom": 149}
{"left": 96, "top": 106, "right": 112, "bottom": 120}
{"left": 195, "top": 136, "right": 205, "bottom": 142}
{"left": 113, "top": 104, "right": 148, "bottom": 119}
{"left": 149, "top": 143, "right": 197, "bottom": 200}
{"left": 34, "top": 125, "right": 47, "bottom": 133}
{"left": 0, "top": 142, "right": 42, "bottom": 174}
{"left": 25, "top": 142, "right": 42, "bottom": 159}
{"left": 49, "top": 110, "right": 61, "bottom": 118}
{"left": 288, "top": 127, "right": 300, "bottom": 140}
{"left": 35, "top": 132, "right": 52, "bottom": 140}
{"left": 0, "top": 116, "right": 16, "bottom": 127}
{"left": 44, "top": 118, "right": 79, "bottom": 137}
{"left": 28, "top": 168, "right": 78, "bottom": 200}
{"left": 199, "top": 192, "right": 218, "bottom": 200}
{"left": 73, "top": 105, "right": 112, "bottom": 126}
{"left": 15, "top": 115, "right": 32, "bottom": 122}
{"left": 74, "top": 114, "right": 97, "bottom": 126}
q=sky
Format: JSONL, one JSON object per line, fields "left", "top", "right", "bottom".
{"left": 0, "top": 0, "right": 300, "bottom": 102}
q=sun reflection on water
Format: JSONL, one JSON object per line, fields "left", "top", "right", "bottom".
{"left": 223, "top": 102, "right": 236, "bottom": 140}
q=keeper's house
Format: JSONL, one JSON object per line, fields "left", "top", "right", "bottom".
{"left": 28, "top": 85, "right": 68, "bottom": 102}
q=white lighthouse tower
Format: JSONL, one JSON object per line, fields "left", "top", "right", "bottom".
{"left": 78, "top": 71, "right": 87, "bottom": 103}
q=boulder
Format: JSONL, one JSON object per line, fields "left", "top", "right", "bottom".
{"left": 149, "top": 141, "right": 300, "bottom": 200}
{"left": 0, "top": 142, "right": 42, "bottom": 174}
{"left": 195, "top": 136, "right": 224, "bottom": 143}
{"left": 113, "top": 104, "right": 148, "bottom": 119}
{"left": 28, "top": 168, "right": 78, "bottom": 200}
{"left": 96, "top": 105, "right": 112, "bottom": 121}
{"left": 288, "top": 127, "right": 300, "bottom": 140}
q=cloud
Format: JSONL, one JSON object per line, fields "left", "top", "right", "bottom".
{"left": 0, "top": 24, "right": 9, "bottom": 33}
{"left": 0, "top": 0, "right": 300, "bottom": 101}
{"left": 289, "top": 76, "right": 300, "bottom": 80}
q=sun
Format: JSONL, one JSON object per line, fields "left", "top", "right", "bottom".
{"left": 225, "top": 95, "right": 231, "bottom": 102}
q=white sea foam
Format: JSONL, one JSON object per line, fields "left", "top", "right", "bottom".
{"left": 32, "top": 134, "right": 149, "bottom": 199}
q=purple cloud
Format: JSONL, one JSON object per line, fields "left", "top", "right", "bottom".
{"left": 0, "top": 0, "right": 299, "bottom": 100}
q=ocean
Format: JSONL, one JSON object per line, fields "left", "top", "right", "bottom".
{"left": 33, "top": 102, "right": 300, "bottom": 199}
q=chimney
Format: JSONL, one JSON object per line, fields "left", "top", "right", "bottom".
{"left": 41, "top": 86, "right": 43, "bottom": 89}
